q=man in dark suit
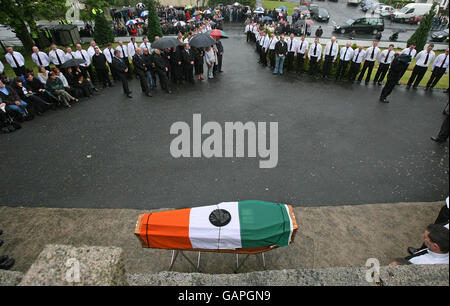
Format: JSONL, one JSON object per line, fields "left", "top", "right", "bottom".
{"left": 215, "top": 38, "right": 224, "bottom": 73}
{"left": 91, "top": 47, "right": 112, "bottom": 88}
{"left": 132, "top": 48, "right": 152, "bottom": 97}
{"left": 379, "top": 53, "right": 410, "bottom": 103}
{"left": 181, "top": 43, "right": 195, "bottom": 84}
{"left": 153, "top": 49, "right": 172, "bottom": 94}
{"left": 111, "top": 50, "right": 132, "bottom": 98}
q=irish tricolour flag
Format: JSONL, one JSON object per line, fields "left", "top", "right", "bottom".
{"left": 135, "top": 200, "right": 298, "bottom": 251}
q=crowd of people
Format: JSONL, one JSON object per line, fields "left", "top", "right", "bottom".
{"left": 0, "top": 32, "right": 225, "bottom": 134}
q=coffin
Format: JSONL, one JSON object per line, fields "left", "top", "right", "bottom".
{"left": 135, "top": 200, "right": 298, "bottom": 254}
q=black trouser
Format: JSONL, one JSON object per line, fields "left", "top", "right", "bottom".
{"left": 309, "top": 56, "right": 319, "bottom": 75}
{"left": 259, "top": 48, "right": 266, "bottom": 66}
{"left": 25, "top": 95, "right": 48, "bottom": 113}
{"left": 358, "top": 60, "right": 375, "bottom": 83}
{"left": 374, "top": 63, "right": 390, "bottom": 84}
{"left": 13, "top": 66, "right": 27, "bottom": 77}
{"left": 256, "top": 44, "right": 261, "bottom": 59}
{"left": 269, "top": 49, "right": 276, "bottom": 68}
{"left": 121, "top": 57, "right": 132, "bottom": 79}
{"left": 96, "top": 68, "right": 112, "bottom": 87}
{"left": 322, "top": 55, "right": 334, "bottom": 77}
{"left": 156, "top": 68, "right": 169, "bottom": 90}
{"left": 408, "top": 65, "right": 428, "bottom": 88}
{"left": 184, "top": 64, "right": 194, "bottom": 83}
{"left": 426, "top": 67, "right": 446, "bottom": 89}
{"left": 380, "top": 71, "right": 401, "bottom": 99}
{"left": 296, "top": 53, "right": 305, "bottom": 73}
{"left": 348, "top": 62, "right": 361, "bottom": 81}
{"left": 135, "top": 69, "right": 150, "bottom": 93}
{"left": 117, "top": 72, "right": 130, "bottom": 94}
{"left": 436, "top": 114, "right": 449, "bottom": 142}
{"left": 246, "top": 31, "right": 251, "bottom": 42}
{"left": 398, "top": 65, "right": 409, "bottom": 82}
{"left": 108, "top": 63, "right": 119, "bottom": 81}
{"left": 217, "top": 54, "right": 223, "bottom": 71}
{"left": 335, "top": 60, "right": 349, "bottom": 80}
{"left": 286, "top": 52, "right": 295, "bottom": 72}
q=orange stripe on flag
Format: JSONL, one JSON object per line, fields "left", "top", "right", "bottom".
{"left": 139, "top": 209, "right": 192, "bottom": 249}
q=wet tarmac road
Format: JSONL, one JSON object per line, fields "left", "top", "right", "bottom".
{"left": 0, "top": 25, "right": 448, "bottom": 210}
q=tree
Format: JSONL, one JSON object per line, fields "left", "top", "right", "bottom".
{"left": 145, "top": 0, "right": 163, "bottom": 42}
{"left": 0, "top": 0, "right": 66, "bottom": 53}
{"left": 407, "top": 1, "right": 438, "bottom": 52}
{"left": 93, "top": 10, "right": 114, "bottom": 44}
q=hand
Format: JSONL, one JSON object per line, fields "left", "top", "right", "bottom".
{"left": 1, "top": 103, "right": 6, "bottom": 108}
{"left": 125, "top": 68, "right": 128, "bottom": 72}
{"left": 178, "top": 61, "right": 182, "bottom": 65}
{"left": 191, "top": 61, "right": 194, "bottom": 65}
{"left": 15, "top": 101, "right": 21, "bottom": 106}
{"left": 165, "top": 67, "right": 168, "bottom": 72}
{"left": 332, "top": 60, "right": 336, "bottom": 63}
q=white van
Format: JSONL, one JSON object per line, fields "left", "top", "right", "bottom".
{"left": 347, "top": 0, "right": 362, "bottom": 5}
{"left": 392, "top": 3, "right": 438, "bottom": 23}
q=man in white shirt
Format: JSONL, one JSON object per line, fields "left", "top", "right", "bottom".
{"left": 4, "top": 46, "right": 26, "bottom": 76}
{"left": 103, "top": 43, "right": 118, "bottom": 81}
{"left": 308, "top": 38, "right": 322, "bottom": 77}
{"left": 261, "top": 32, "right": 270, "bottom": 67}
{"left": 295, "top": 35, "right": 308, "bottom": 74}
{"left": 48, "top": 44, "right": 66, "bottom": 68}
{"left": 140, "top": 37, "right": 151, "bottom": 52}
{"left": 348, "top": 45, "right": 366, "bottom": 82}
{"left": 335, "top": 42, "right": 353, "bottom": 82}
{"left": 31, "top": 46, "right": 51, "bottom": 70}
{"left": 426, "top": 47, "right": 449, "bottom": 91}
{"left": 321, "top": 36, "right": 338, "bottom": 79}
{"left": 390, "top": 224, "right": 448, "bottom": 266}
{"left": 399, "top": 43, "right": 417, "bottom": 80}
{"left": 358, "top": 40, "right": 380, "bottom": 84}
{"left": 65, "top": 46, "right": 77, "bottom": 61}
{"left": 407, "top": 43, "right": 435, "bottom": 89}
{"left": 0, "top": 61, "right": 4, "bottom": 74}
{"left": 286, "top": 33, "right": 297, "bottom": 72}
{"left": 87, "top": 40, "right": 100, "bottom": 59}
{"left": 128, "top": 37, "right": 138, "bottom": 58}
{"left": 74, "top": 43, "right": 95, "bottom": 82}
{"left": 268, "top": 33, "right": 278, "bottom": 69}
{"left": 373, "top": 44, "right": 395, "bottom": 86}
{"left": 116, "top": 40, "right": 132, "bottom": 79}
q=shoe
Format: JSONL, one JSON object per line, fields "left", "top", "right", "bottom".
{"left": 126, "top": 94, "right": 133, "bottom": 98}
{"left": 93, "top": 88, "right": 99, "bottom": 92}
{"left": 365, "top": 81, "right": 369, "bottom": 85}
{"left": 377, "top": 82, "right": 382, "bottom": 86}
{"left": 407, "top": 247, "right": 419, "bottom": 255}
{"left": 0, "top": 229, "right": 2, "bottom": 235}
{"left": 379, "top": 98, "right": 389, "bottom": 103}
{"left": 166, "top": 89, "right": 172, "bottom": 94}
{"left": 431, "top": 136, "right": 444, "bottom": 143}
{"left": 146, "top": 92, "right": 152, "bottom": 97}
{"left": 0, "top": 240, "right": 3, "bottom": 247}
{"left": 1, "top": 127, "right": 11, "bottom": 134}
{"left": 406, "top": 85, "right": 411, "bottom": 89}
{"left": 36, "top": 112, "right": 43, "bottom": 116}
{"left": 0, "top": 255, "right": 7, "bottom": 264}
{"left": 0, "top": 258, "right": 15, "bottom": 270}
{"left": 412, "top": 86, "right": 417, "bottom": 90}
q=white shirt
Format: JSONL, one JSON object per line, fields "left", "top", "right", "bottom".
{"left": 287, "top": 37, "right": 297, "bottom": 53}
{"left": 31, "top": 51, "right": 50, "bottom": 67}
{"left": 103, "top": 47, "right": 115, "bottom": 64}
{"left": 308, "top": 43, "right": 322, "bottom": 59}
{"left": 5, "top": 51, "right": 25, "bottom": 68}
{"left": 87, "top": 46, "right": 100, "bottom": 59}
{"left": 432, "top": 53, "right": 449, "bottom": 73}
{"left": 323, "top": 41, "right": 339, "bottom": 60}
{"left": 262, "top": 35, "right": 270, "bottom": 51}
{"left": 401, "top": 47, "right": 417, "bottom": 62}
{"left": 364, "top": 46, "right": 381, "bottom": 62}
{"left": 268, "top": 36, "right": 278, "bottom": 50}
{"left": 408, "top": 249, "right": 449, "bottom": 265}
{"left": 128, "top": 41, "right": 138, "bottom": 57}
{"left": 65, "top": 51, "right": 77, "bottom": 61}
{"left": 48, "top": 49, "right": 66, "bottom": 65}
{"left": 352, "top": 49, "right": 366, "bottom": 63}
{"left": 339, "top": 47, "right": 354, "bottom": 61}
{"left": 296, "top": 39, "right": 308, "bottom": 55}
{"left": 74, "top": 49, "right": 90, "bottom": 66}
{"left": 0, "top": 61, "right": 3, "bottom": 73}
{"left": 415, "top": 50, "right": 435, "bottom": 67}
{"left": 379, "top": 49, "right": 395, "bottom": 64}
{"left": 57, "top": 73, "right": 69, "bottom": 87}
{"left": 116, "top": 44, "right": 129, "bottom": 58}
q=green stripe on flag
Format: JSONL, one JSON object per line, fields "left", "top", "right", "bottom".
{"left": 238, "top": 200, "right": 291, "bottom": 248}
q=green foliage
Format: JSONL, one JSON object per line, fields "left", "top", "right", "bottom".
{"left": 145, "top": 0, "right": 163, "bottom": 42}
{"left": 93, "top": 12, "right": 115, "bottom": 44}
{"left": 407, "top": 2, "right": 438, "bottom": 51}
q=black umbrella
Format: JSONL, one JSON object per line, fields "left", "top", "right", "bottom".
{"left": 189, "top": 33, "right": 216, "bottom": 48}
{"left": 60, "top": 58, "right": 86, "bottom": 68}
{"left": 151, "top": 36, "right": 182, "bottom": 50}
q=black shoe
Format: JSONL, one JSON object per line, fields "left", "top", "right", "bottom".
{"left": 93, "top": 88, "right": 99, "bottom": 92}
{"left": 407, "top": 247, "right": 419, "bottom": 255}
{"left": 365, "top": 81, "right": 369, "bottom": 85}
{"left": 146, "top": 92, "right": 152, "bottom": 97}
{"left": 166, "top": 89, "right": 172, "bottom": 94}
{"left": 377, "top": 82, "right": 382, "bottom": 86}
{"left": 406, "top": 85, "right": 411, "bottom": 89}
{"left": 0, "top": 240, "right": 3, "bottom": 247}
{"left": 431, "top": 136, "right": 444, "bottom": 143}
{"left": 412, "top": 86, "right": 417, "bottom": 90}
{"left": 379, "top": 98, "right": 389, "bottom": 103}
{"left": 0, "top": 258, "right": 15, "bottom": 270}
{"left": 0, "top": 229, "right": 2, "bottom": 235}
{"left": 0, "top": 255, "right": 7, "bottom": 264}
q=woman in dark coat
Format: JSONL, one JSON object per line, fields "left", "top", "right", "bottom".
{"left": 193, "top": 46, "right": 204, "bottom": 81}
{"left": 12, "top": 77, "right": 49, "bottom": 115}
{"left": 24, "top": 73, "right": 58, "bottom": 106}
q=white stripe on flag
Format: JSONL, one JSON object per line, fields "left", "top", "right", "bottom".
{"left": 285, "top": 204, "right": 293, "bottom": 245}
{"left": 189, "top": 202, "right": 241, "bottom": 250}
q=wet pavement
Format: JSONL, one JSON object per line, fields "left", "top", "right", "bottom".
{"left": 0, "top": 24, "right": 448, "bottom": 210}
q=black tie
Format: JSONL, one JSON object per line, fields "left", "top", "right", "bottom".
{"left": 384, "top": 50, "right": 390, "bottom": 64}
{"left": 370, "top": 47, "right": 375, "bottom": 60}
{"left": 109, "top": 49, "right": 113, "bottom": 60}
{"left": 11, "top": 53, "right": 20, "bottom": 67}
{"left": 440, "top": 55, "right": 448, "bottom": 68}
{"left": 423, "top": 52, "right": 430, "bottom": 66}
{"left": 55, "top": 51, "right": 62, "bottom": 65}
{"left": 409, "top": 49, "right": 412, "bottom": 56}
{"left": 121, "top": 46, "right": 125, "bottom": 58}
{"left": 329, "top": 43, "right": 333, "bottom": 57}
{"left": 299, "top": 41, "right": 304, "bottom": 53}
{"left": 36, "top": 53, "right": 43, "bottom": 66}
{"left": 133, "top": 44, "right": 136, "bottom": 52}
{"left": 355, "top": 51, "right": 360, "bottom": 63}
{"left": 313, "top": 44, "right": 317, "bottom": 56}
{"left": 71, "top": 53, "right": 75, "bottom": 59}
{"left": 80, "top": 51, "right": 86, "bottom": 61}
{"left": 343, "top": 48, "right": 348, "bottom": 61}
{"left": 290, "top": 40, "right": 293, "bottom": 52}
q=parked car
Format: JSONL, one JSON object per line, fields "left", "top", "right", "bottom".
{"left": 347, "top": 0, "right": 361, "bottom": 5}
{"left": 309, "top": 4, "right": 320, "bottom": 17}
{"left": 392, "top": 3, "right": 438, "bottom": 23}
{"left": 431, "top": 28, "right": 449, "bottom": 42}
{"left": 314, "top": 8, "right": 330, "bottom": 22}
{"left": 375, "top": 5, "right": 394, "bottom": 15}
{"left": 334, "top": 17, "right": 384, "bottom": 34}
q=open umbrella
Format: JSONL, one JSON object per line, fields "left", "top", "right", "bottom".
{"left": 60, "top": 58, "right": 86, "bottom": 68}
{"left": 141, "top": 10, "right": 149, "bottom": 17}
{"left": 305, "top": 19, "right": 314, "bottom": 26}
{"left": 189, "top": 33, "right": 217, "bottom": 48}
{"left": 204, "top": 10, "right": 212, "bottom": 14}
{"left": 233, "top": 2, "right": 241, "bottom": 6}
{"left": 209, "top": 21, "right": 216, "bottom": 25}
{"left": 151, "top": 37, "right": 182, "bottom": 50}
{"left": 134, "top": 18, "right": 144, "bottom": 23}
{"left": 278, "top": 6, "right": 288, "bottom": 10}
{"left": 209, "top": 29, "right": 228, "bottom": 39}
{"left": 174, "top": 21, "right": 186, "bottom": 27}
{"left": 262, "top": 16, "right": 273, "bottom": 21}
{"left": 255, "top": 7, "right": 264, "bottom": 11}
{"left": 126, "top": 20, "right": 136, "bottom": 26}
